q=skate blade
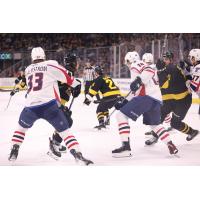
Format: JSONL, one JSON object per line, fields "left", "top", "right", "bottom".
{"left": 75, "top": 159, "right": 94, "bottom": 166}
{"left": 47, "top": 151, "right": 60, "bottom": 161}
{"left": 112, "top": 151, "right": 132, "bottom": 158}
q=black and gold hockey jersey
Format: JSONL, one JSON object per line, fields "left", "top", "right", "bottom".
{"left": 58, "top": 71, "right": 74, "bottom": 105}
{"left": 158, "top": 64, "right": 190, "bottom": 101}
{"left": 89, "top": 75, "right": 121, "bottom": 98}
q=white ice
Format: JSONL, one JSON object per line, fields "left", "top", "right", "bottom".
{"left": 0, "top": 91, "right": 200, "bottom": 166}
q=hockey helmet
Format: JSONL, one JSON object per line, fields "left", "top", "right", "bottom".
{"left": 163, "top": 51, "right": 174, "bottom": 60}
{"left": 64, "top": 52, "right": 78, "bottom": 72}
{"left": 94, "top": 65, "right": 103, "bottom": 76}
{"left": 142, "top": 53, "right": 154, "bottom": 64}
{"left": 31, "top": 47, "right": 46, "bottom": 62}
{"left": 124, "top": 51, "right": 140, "bottom": 65}
{"left": 189, "top": 49, "right": 200, "bottom": 62}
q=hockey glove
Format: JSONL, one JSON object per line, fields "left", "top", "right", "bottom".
{"left": 15, "top": 78, "right": 20, "bottom": 84}
{"left": 10, "top": 88, "right": 19, "bottom": 96}
{"left": 60, "top": 105, "right": 73, "bottom": 128}
{"left": 72, "top": 79, "right": 81, "bottom": 98}
{"left": 130, "top": 76, "right": 142, "bottom": 92}
{"left": 156, "top": 59, "right": 166, "bottom": 71}
{"left": 114, "top": 97, "right": 128, "bottom": 110}
{"left": 83, "top": 98, "right": 91, "bottom": 105}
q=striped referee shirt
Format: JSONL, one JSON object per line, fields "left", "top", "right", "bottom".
{"left": 83, "top": 66, "right": 95, "bottom": 81}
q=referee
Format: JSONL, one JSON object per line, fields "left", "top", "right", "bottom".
{"left": 83, "top": 61, "right": 100, "bottom": 102}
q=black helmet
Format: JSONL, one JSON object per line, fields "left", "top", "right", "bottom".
{"left": 64, "top": 53, "right": 77, "bottom": 72}
{"left": 94, "top": 65, "right": 103, "bottom": 76}
{"left": 163, "top": 51, "right": 174, "bottom": 59}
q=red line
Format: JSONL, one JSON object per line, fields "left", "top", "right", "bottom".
{"left": 14, "top": 131, "right": 25, "bottom": 136}
{"left": 68, "top": 142, "right": 79, "bottom": 149}
{"left": 47, "top": 64, "right": 74, "bottom": 86}
{"left": 160, "top": 133, "right": 169, "bottom": 140}
{"left": 12, "top": 139, "right": 22, "bottom": 143}
{"left": 118, "top": 122, "right": 129, "bottom": 127}
{"left": 119, "top": 131, "right": 130, "bottom": 135}
{"left": 64, "top": 135, "right": 75, "bottom": 142}
{"left": 130, "top": 67, "right": 141, "bottom": 74}
{"left": 155, "top": 127, "right": 164, "bottom": 134}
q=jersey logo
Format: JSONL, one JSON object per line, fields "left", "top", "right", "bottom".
{"left": 161, "top": 75, "right": 171, "bottom": 89}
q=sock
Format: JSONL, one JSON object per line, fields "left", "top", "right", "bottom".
{"left": 59, "top": 130, "right": 80, "bottom": 152}
{"left": 116, "top": 112, "right": 130, "bottom": 142}
{"left": 11, "top": 125, "right": 28, "bottom": 146}
{"left": 153, "top": 125, "right": 171, "bottom": 144}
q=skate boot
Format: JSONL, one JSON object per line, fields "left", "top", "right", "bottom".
{"left": 8, "top": 144, "right": 20, "bottom": 161}
{"left": 145, "top": 130, "right": 153, "bottom": 135}
{"left": 105, "top": 118, "right": 110, "bottom": 126}
{"left": 112, "top": 140, "right": 132, "bottom": 158}
{"left": 94, "top": 123, "right": 106, "bottom": 130}
{"left": 186, "top": 130, "right": 199, "bottom": 141}
{"left": 167, "top": 141, "right": 178, "bottom": 155}
{"left": 145, "top": 131, "right": 159, "bottom": 145}
{"left": 70, "top": 149, "right": 94, "bottom": 165}
{"left": 47, "top": 138, "right": 62, "bottom": 160}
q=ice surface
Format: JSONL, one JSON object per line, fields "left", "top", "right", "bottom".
{"left": 0, "top": 91, "right": 200, "bottom": 166}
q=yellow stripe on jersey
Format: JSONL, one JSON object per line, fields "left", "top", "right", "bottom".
{"left": 89, "top": 88, "right": 98, "bottom": 95}
{"left": 162, "top": 91, "right": 189, "bottom": 101}
{"left": 161, "top": 75, "right": 171, "bottom": 89}
{"left": 102, "top": 90, "right": 121, "bottom": 97}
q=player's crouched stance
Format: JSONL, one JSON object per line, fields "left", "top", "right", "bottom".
{"left": 8, "top": 47, "right": 93, "bottom": 165}
{"left": 112, "top": 51, "right": 178, "bottom": 158}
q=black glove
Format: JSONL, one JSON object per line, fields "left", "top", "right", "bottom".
{"left": 15, "top": 79, "right": 20, "bottom": 84}
{"left": 60, "top": 105, "right": 73, "bottom": 128}
{"left": 130, "top": 76, "right": 142, "bottom": 92}
{"left": 72, "top": 79, "right": 81, "bottom": 98}
{"left": 114, "top": 97, "right": 128, "bottom": 110}
{"left": 156, "top": 59, "right": 165, "bottom": 70}
{"left": 83, "top": 98, "right": 91, "bottom": 105}
{"left": 10, "top": 88, "right": 19, "bottom": 96}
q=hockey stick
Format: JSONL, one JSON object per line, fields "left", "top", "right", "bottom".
{"left": 178, "top": 33, "right": 184, "bottom": 60}
{"left": 105, "top": 90, "right": 132, "bottom": 124}
{"left": 68, "top": 96, "right": 75, "bottom": 111}
{"left": 161, "top": 34, "right": 168, "bottom": 57}
{"left": 4, "top": 85, "right": 17, "bottom": 111}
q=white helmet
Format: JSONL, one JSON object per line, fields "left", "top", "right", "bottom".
{"left": 189, "top": 49, "right": 200, "bottom": 62}
{"left": 31, "top": 47, "right": 46, "bottom": 61}
{"left": 142, "top": 53, "right": 154, "bottom": 64}
{"left": 124, "top": 51, "right": 140, "bottom": 65}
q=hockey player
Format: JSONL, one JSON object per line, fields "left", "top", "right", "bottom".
{"left": 10, "top": 66, "right": 27, "bottom": 96}
{"left": 83, "top": 65, "right": 121, "bottom": 130}
{"left": 188, "top": 49, "right": 200, "bottom": 115}
{"left": 145, "top": 51, "right": 199, "bottom": 146}
{"left": 48, "top": 53, "right": 80, "bottom": 158}
{"left": 142, "top": 53, "right": 172, "bottom": 134}
{"left": 8, "top": 47, "right": 93, "bottom": 165}
{"left": 112, "top": 51, "right": 178, "bottom": 157}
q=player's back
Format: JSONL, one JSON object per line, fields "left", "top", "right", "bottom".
{"left": 129, "top": 60, "right": 162, "bottom": 102}
{"left": 25, "top": 60, "right": 69, "bottom": 107}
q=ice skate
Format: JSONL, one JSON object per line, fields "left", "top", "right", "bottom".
{"left": 8, "top": 144, "right": 20, "bottom": 161}
{"left": 145, "top": 131, "right": 159, "bottom": 145}
{"left": 167, "top": 141, "right": 178, "bottom": 155}
{"left": 112, "top": 141, "right": 132, "bottom": 158}
{"left": 70, "top": 149, "right": 94, "bottom": 165}
{"left": 186, "top": 130, "right": 199, "bottom": 141}
{"left": 47, "top": 138, "right": 62, "bottom": 160}
{"left": 94, "top": 123, "right": 106, "bottom": 130}
{"left": 105, "top": 118, "right": 110, "bottom": 126}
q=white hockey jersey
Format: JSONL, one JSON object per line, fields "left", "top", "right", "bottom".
{"left": 128, "top": 60, "right": 162, "bottom": 102}
{"left": 25, "top": 60, "right": 79, "bottom": 107}
{"left": 190, "top": 64, "right": 200, "bottom": 95}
